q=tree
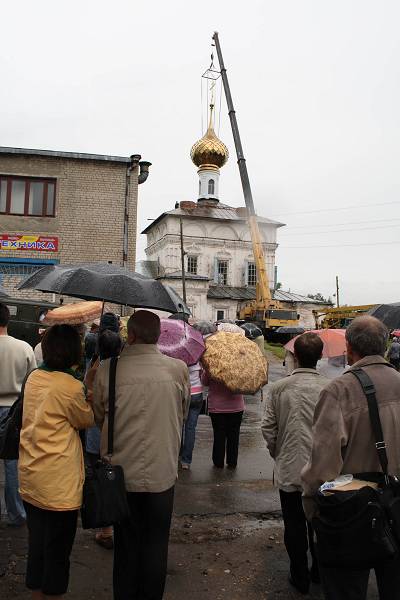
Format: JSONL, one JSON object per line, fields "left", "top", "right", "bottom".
{"left": 307, "top": 292, "right": 330, "bottom": 303}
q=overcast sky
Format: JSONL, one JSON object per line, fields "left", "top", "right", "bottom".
{"left": 1, "top": 1, "right": 399, "bottom": 305}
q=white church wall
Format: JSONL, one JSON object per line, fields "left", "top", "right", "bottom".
{"left": 145, "top": 212, "right": 281, "bottom": 320}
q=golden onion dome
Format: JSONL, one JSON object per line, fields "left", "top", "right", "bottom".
{"left": 190, "top": 124, "right": 229, "bottom": 169}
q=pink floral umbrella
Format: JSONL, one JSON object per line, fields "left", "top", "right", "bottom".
{"left": 158, "top": 319, "right": 205, "bottom": 366}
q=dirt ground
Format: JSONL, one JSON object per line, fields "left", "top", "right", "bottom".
{"left": 0, "top": 512, "right": 379, "bottom": 599}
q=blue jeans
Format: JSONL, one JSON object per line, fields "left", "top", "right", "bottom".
{"left": 0, "top": 406, "right": 26, "bottom": 524}
{"left": 180, "top": 393, "right": 203, "bottom": 465}
{"left": 85, "top": 425, "right": 101, "bottom": 455}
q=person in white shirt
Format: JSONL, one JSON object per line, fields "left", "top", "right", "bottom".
{"left": 0, "top": 302, "right": 36, "bottom": 525}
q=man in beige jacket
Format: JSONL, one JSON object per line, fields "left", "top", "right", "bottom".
{"left": 262, "top": 332, "right": 328, "bottom": 594}
{"left": 302, "top": 316, "right": 400, "bottom": 600}
{"left": 93, "top": 310, "right": 190, "bottom": 600}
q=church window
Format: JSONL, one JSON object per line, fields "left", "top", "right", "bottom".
{"left": 217, "top": 260, "right": 228, "bottom": 285}
{"left": 247, "top": 262, "right": 257, "bottom": 286}
{"left": 187, "top": 255, "right": 198, "bottom": 275}
{"left": 208, "top": 179, "right": 215, "bottom": 195}
{"left": 216, "top": 310, "right": 225, "bottom": 321}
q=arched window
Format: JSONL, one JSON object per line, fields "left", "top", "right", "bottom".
{"left": 208, "top": 179, "right": 215, "bottom": 195}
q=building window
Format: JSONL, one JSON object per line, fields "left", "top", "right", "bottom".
{"left": 187, "top": 255, "right": 198, "bottom": 275}
{"left": 217, "top": 260, "right": 228, "bottom": 285}
{"left": 247, "top": 262, "right": 257, "bottom": 286}
{"left": 208, "top": 179, "right": 215, "bottom": 195}
{"left": 0, "top": 176, "right": 56, "bottom": 217}
{"left": 216, "top": 310, "right": 225, "bottom": 321}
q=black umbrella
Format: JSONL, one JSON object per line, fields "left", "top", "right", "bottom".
{"left": 191, "top": 320, "right": 217, "bottom": 335}
{"left": 240, "top": 322, "right": 263, "bottom": 340}
{"left": 168, "top": 312, "right": 190, "bottom": 323}
{"left": 368, "top": 303, "right": 400, "bottom": 330}
{"left": 275, "top": 326, "right": 305, "bottom": 334}
{"left": 19, "top": 262, "right": 190, "bottom": 314}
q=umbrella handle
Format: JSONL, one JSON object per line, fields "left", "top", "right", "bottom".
{"left": 101, "top": 301, "right": 105, "bottom": 317}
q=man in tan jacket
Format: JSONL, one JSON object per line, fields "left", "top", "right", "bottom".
{"left": 302, "top": 316, "right": 400, "bottom": 600}
{"left": 262, "top": 333, "right": 328, "bottom": 594}
{"left": 93, "top": 310, "right": 190, "bottom": 600}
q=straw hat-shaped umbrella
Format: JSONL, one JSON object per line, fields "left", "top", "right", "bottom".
{"left": 42, "top": 301, "right": 103, "bottom": 326}
{"left": 201, "top": 331, "right": 268, "bottom": 394}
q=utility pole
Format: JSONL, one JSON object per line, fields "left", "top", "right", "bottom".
{"left": 180, "top": 217, "right": 187, "bottom": 305}
{"left": 336, "top": 275, "right": 340, "bottom": 308}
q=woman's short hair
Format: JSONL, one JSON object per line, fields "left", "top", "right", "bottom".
{"left": 98, "top": 329, "right": 122, "bottom": 360}
{"left": 42, "top": 324, "right": 82, "bottom": 370}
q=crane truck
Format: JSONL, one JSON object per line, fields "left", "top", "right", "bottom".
{"left": 212, "top": 32, "right": 300, "bottom": 335}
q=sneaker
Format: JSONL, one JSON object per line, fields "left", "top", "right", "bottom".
{"left": 181, "top": 463, "right": 190, "bottom": 470}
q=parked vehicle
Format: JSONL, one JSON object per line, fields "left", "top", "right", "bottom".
{"left": 3, "top": 297, "right": 59, "bottom": 348}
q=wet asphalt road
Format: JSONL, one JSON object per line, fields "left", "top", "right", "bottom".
{"left": 174, "top": 353, "right": 284, "bottom": 517}
{"left": 0, "top": 352, "right": 284, "bottom": 519}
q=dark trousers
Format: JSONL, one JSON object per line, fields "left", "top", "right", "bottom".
{"left": 113, "top": 486, "right": 175, "bottom": 600}
{"left": 320, "top": 558, "right": 400, "bottom": 600}
{"left": 210, "top": 411, "right": 243, "bottom": 467}
{"left": 24, "top": 501, "right": 78, "bottom": 596}
{"left": 279, "top": 490, "right": 317, "bottom": 589}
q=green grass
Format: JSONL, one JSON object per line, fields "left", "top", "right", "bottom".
{"left": 264, "top": 342, "right": 285, "bottom": 360}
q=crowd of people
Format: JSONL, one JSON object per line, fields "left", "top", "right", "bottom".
{"left": 0, "top": 299, "right": 399, "bottom": 600}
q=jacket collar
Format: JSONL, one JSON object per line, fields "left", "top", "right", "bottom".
{"left": 291, "top": 368, "right": 321, "bottom": 375}
{"left": 121, "top": 343, "right": 161, "bottom": 357}
{"left": 349, "top": 355, "right": 389, "bottom": 370}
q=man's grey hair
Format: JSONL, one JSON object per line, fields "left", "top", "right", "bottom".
{"left": 345, "top": 316, "right": 388, "bottom": 358}
{"left": 127, "top": 310, "right": 161, "bottom": 344}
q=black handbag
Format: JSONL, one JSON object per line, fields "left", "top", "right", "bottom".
{"left": 313, "top": 365, "right": 400, "bottom": 569}
{"left": 81, "top": 357, "right": 130, "bottom": 529}
{"left": 0, "top": 369, "right": 36, "bottom": 460}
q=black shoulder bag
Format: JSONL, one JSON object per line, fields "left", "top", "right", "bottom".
{"left": 313, "top": 365, "right": 400, "bottom": 569}
{"left": 81, "top": 357, "right": 130, "bottom": 529}
{"left": 0, "top": 369, "right": 36, "bottom": 460}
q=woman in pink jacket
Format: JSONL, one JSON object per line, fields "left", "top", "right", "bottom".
{"left": 201, "top": 370, "right": 245, "bottom": 469}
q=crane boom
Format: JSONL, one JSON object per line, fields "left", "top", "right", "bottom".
{"left": 212, "top": 32, "right": 271, "bottom": 306}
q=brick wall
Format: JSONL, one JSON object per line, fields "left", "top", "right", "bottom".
{"left": 0, "top": 153, "right": 139, "bottom": 300}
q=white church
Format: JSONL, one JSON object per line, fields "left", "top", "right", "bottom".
{"left": 139, "top": 109, "right": 327, "bottom": 327}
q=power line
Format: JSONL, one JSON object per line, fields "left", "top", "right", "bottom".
{"left": 269, "top": 200, "right": 400, "bottom": 217}
{"left": 281, "top": 217, "right": 400, "bottom": 230}
{"left": 279, "top": 223, "right": 400, "bottom": 237}
{"left": 281, "top": 240, "right": 400, "bottom": 249}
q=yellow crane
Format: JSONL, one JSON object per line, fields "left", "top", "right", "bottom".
{"left": 213, "top": 32, "right": 300, "bottom": 333}
{"left": 313, "top": 305, "right": 377, "bottom": 329}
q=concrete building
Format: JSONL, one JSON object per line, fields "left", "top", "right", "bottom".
{"left": 0, "top": 146, "right": 150, "bottom": 298}
{"left": 139, "top": 109, "right": 328, "bottom": 326}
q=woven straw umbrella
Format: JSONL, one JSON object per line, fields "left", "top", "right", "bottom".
{"left": 201, "top": 331, "right": 268, "bottom": 394}
{"left": 42, "top": 301, "right": 103, "bottom": 326}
